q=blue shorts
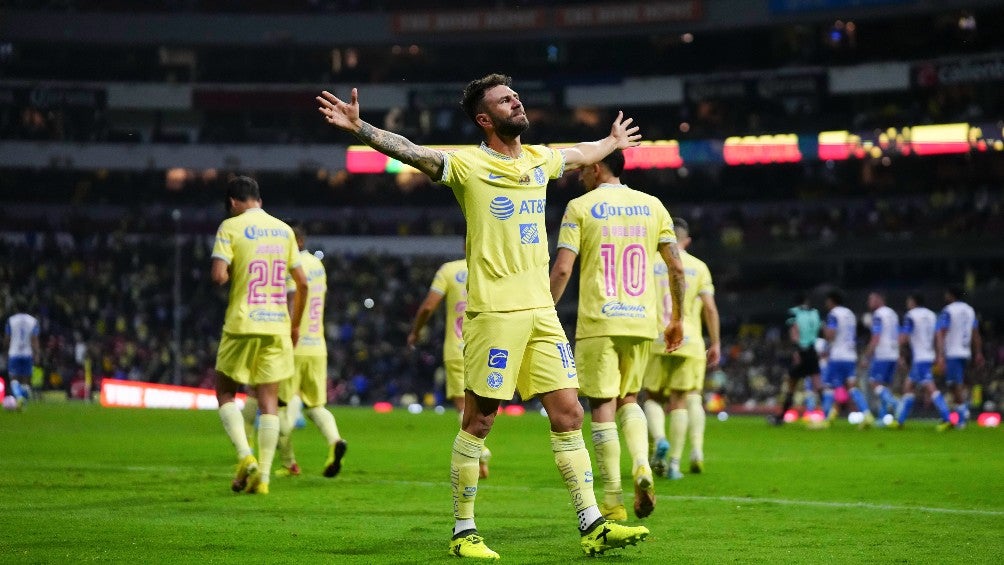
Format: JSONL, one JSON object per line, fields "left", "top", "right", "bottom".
{"left": 7, "top": 356, "right": 33, "bottom": 378}
{"left": 944, "top": 358, "right": 967, "bottom": 385}
{"left": 868, "top": 360, "right": 897, "bottom": 385}
{"left": 823, "top": 360, "right": 856, "bottom": 388}
{"left": 908, "top": 361, "right": 933, "bottom": 384}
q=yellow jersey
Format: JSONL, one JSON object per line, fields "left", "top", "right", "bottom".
{"left": 439, "top": 143, "right": 564, "bottom": 312}
{"left": 429, "top": 259, "right": 468, "bottom": 362}
{"left": 557, "top": 183, "right": 676, "bottom": 340}
{"left": 652, "top": 250, "right": 714, "bottom": 358}
{"left": 292, "top": 250, "right": 327, "bottom": 356}
{"left": 211, "top": 208, "right": 301, "bottom": 335}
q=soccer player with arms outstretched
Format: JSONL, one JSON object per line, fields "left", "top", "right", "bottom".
{"left": 408, "top": 257, "right": 492, "bottom": 479}
{"left": 319, "top": 74, "right": 661, "bottom": 559}
{"left": 211, "top": 176, "right": 308, "bottom": 495}
{"left": 549, "top": 149, "right": 685, "bottom": 520}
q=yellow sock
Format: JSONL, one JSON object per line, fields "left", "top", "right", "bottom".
{"left": 240, "top": 397, "right": 258, "bottom": 445}
{"left": 551, "top": 430, "right": 601, "bottom": 531}
{"left": 589, "top": 421, "right": 621, "bottom": 508}
{"left": 257, "top": 414, "right": 280, "bottom": 484}
{"left": 617, "top": 402, "right": 649, "bottom": 470}
{"left": 277, "top": 406, "right": 295, "bottom": 466}
{"left": 306, "top": 406, "right": 341, "bottom": 444}
{"left": 451, "top": 430, "right": 484, "bottom": 521}
{"left": 686, "top": 393, "right": 706, "bottom": 459}
{"left": 643, "top": 398, "right": 666, "bottom": 445}
{"left": 669, "top": 408, "right": 688, "bottom": 461}
{"left": 218, "top": 401, "right": 252, "bottom": 459}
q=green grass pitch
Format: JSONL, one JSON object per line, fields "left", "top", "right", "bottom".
{"left": 1, "top": 403, "right": 1002, "bottom": 563}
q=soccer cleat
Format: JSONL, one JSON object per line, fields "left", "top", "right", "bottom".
{"left": 580, "top": 519, "right": 649, "bottom": 556}
{"left": 650, "top": 438, "right": 669, "bottom": 478}
{"left": 275, "top": 462, "right": 301, "bottom": 477}
{"left": 689, "top": 459, "right": 704, "bottom": 474}
{"left": 886, "top": 421, "right": 901, "bottom": 430}
{"left": 633, "top": 465, "right": 656, "bottom": 519}
{"left": 449, "top": 530, "right": 500, "bottom": 559}
{"left": 667, "top": 468, "right": 684, "bottom": 480}
{"left": 600, "top": 502, "right": 628, "bottom": 522}
{"left": 323, "top": 439, "right": 348, "bottom": 478}
{"left": 935, "top": 421, "right": 954, "bottom": 432}
{"left": 231, "top": 454, "right": 259, "bottom": 492}
{"left": 244, "top": 468, "right": 266, "bottom": 494}
{"left": 827, "top": 407, "right": 839, "bottom": 422}
{"left": 479, "top": 447, "right": 492, "bottom": 479}
{"left": 859, "top": 412, "right": 875, "bottom": 430}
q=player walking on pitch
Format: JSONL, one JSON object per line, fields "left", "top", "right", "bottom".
{"left": 549, "top": 149, "right": 685, "bottom": 519}
{"left": 211, "top": 176, "right": 308, "bottom": 495}
{"left": 319, "top": 73, "right": 670, "bottom": 558}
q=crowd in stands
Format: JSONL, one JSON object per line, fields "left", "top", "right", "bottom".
{"left": 2, "top": 228, "right": 1001, "bottom": 414}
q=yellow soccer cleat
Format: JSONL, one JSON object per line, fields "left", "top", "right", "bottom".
{"left": 244, "top": 467, "right": 266, "bottom": 494}
{"left": 231, "top": 454, "right": 259, "bottom": 493}
{"left": 633, "top": 465, "right": 656, "bottom": 519}
{"left": 599, "top": 503, "right": 628, "bottom": 522}
{"left": 580, "top": 520, "right": 649, "bottom": 556}
{"left": 324, "top": 440, "right": 348, "bottom": 478}
{"left": 449, "top": 531, "right": 500, "bottom": 559}
{"left": 935, "top": 421, "right": 954, "bottom": 432}
{"left": 859, "top": 412, "right": 875, "bottom": 430}
{"left": 689, "top": 459, "right": 704, "bottom": 474}
{"left": 275, "top": 462, "right": 301, "bottom": 477}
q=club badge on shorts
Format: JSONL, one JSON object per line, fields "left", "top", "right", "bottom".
{"left": 487, "top": 371, "right": 504, "bottom": 390}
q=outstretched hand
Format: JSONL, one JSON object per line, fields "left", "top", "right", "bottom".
{"left": 610, "top": 111, "right": 642, "bottom": 149}
{"left": 317, "top": 88, "right": 363, "bottom": 133}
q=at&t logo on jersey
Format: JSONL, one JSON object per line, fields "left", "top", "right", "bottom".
{"left": 589, "top": 202, "right": 652, "bottom": 220}
{"left": 487, "top": 348, "right": 509, "bottom": 369}
{"left": 487, "top": 371, "right": 504, "bottom": 390}
{"left": 519, "top": 223, "right": 540, "bottom": 244}
{"left": 489, "top": 196, "right": 515, "bottom": 220}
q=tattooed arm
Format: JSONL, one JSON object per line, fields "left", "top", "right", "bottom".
{"left": 317, "top": 88, "right": 445, "bottom": 180}
{"left": 659, "top": 241, "right": 686, "bottom": 352}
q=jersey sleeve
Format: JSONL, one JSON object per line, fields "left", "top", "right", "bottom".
{"left": 555, "top": 203, "right": 581, "bottom": 254}
{"left": 697, "top": 261, "right": 714, "bottom": 295}
{"left": 211, "top": 222, "right": 234, "bottom": 264}
{"left": 658, "top": 204, "right": 677, "bottom": 244}
{"left": 286, "top": 232, "right": 302, "bottom": 272}
{"left": 935, "top": 310, "right": 950, "bottom": 331}
{"left": 438, "top": 150, "right": 472, "bottom": 190}
{"left": 826, "top": 313, "right": 838, "bottom": 329}
{"left": 429, "top": 264, "right": 449, "bottom": 295}
{"left": 900, "top": 315, "right": 914, "bottom": 335}
{"left": 871, "top": 317, "right": 883, "bottom": 335}
{"left": 543, "top": 146, "right": 566, "bottom": 179}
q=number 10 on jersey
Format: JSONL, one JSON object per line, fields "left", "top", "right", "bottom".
{"left": 600, "top": 243, "right": 646, "bottom": 297}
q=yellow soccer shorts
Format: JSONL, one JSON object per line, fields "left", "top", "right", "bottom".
{"left": 643, "top": 353, "right": 705, "bottom": 395}
{"left": 575, "top": 335, "right": 651, "bottom": 399}
{"left": 279, "top": 354, "right": 328, "bottom": 407}
{"left": 463, "top": 307, "right": 578, "bottom": 401}
{"left": 444, "top": 357, "right": 465, "bottom": 400}
{"left": 215, "top": 332, "right": 294, "bottom": 386}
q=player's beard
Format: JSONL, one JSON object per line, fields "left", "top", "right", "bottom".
{"left": 493, "top": 113, "right": 529, "bottom": 139}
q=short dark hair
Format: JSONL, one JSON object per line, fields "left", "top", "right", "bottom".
{"left": 598, "top": 149, "right": 626, "bottom": 177}
{"left": 672, "top": 217, "right": 689, "bottom": 234}
{"left": 826, "top": 290, "right": 844, "bottom": 305}
{"left": 291, "top": 221, "right": 306, "bottom": 241}
{"left": 461, "top": 73, "right": 512, "bottom": 126}
{"left": 946, "top": 286, "right": 964, "bottom": 301}
{"left": 908, "top": 292, "right": 925, "bottom": 306}
{"left": 227, "top": 175, "right": 261, "bottom": 202}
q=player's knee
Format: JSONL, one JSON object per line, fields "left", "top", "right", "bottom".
{"left": 549, "top": 402, "right": 583, "bottom": 433}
